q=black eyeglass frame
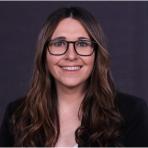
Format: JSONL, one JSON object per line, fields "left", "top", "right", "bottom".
{"left": 46, "top": 39, "right": 97, "bottom": 56}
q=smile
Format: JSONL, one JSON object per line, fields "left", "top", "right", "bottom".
{"left": 61, "top": 66, "right": 82, "bottom": 71}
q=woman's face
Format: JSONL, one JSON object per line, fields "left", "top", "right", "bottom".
{"left": 46, "top": 18, "right": 95, "bottom": 89}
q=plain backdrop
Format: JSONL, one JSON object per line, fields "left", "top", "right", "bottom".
{"left": 0, "top": 1, "right": 148, "bottom": 124}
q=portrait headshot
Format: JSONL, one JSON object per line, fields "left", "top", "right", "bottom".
{"left": 0, "top": 1, "right": 148, "bottom": 147}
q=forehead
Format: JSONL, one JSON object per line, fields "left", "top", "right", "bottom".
{"left": 51, "top": 18, "right": 90, "bottom": 40}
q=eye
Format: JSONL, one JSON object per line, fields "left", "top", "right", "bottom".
{"left": 76, "top": 40, "right": 90, "bottom": 47}
{"left": 51, "top": 40, "right": 66, "bottom": 47}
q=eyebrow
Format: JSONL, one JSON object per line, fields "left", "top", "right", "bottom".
{"left": 51, "top": 36, "right": 66, "bottom": 41}
{"left": 78, "top": 37, "right": 90, "bottom": 40}
{"left": 51, "top": 36, "right": 90, "bottom": 41}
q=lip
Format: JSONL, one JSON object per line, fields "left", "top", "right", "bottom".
{"left": 59, "top": 65, "right": 83, "bottom": 72}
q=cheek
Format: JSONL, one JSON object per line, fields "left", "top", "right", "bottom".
{"left": 87, "top": 54, "right": 95, "bottom": 71}
{"left": 46, "top": 54, "right": 57, "bottom": 73}
{"left": 82, "top": 55, "right": 95, "bottom": 79}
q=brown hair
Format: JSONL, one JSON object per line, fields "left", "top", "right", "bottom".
{"left": 12, "top": 7, "right": 123, "bottom": 146}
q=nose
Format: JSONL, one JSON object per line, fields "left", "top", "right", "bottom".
{"left": 65, "top": 43, "right": 78, "bottom": 60}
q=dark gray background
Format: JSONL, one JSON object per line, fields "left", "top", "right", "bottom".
{"left": 0, "top": 1, "right": 148, "bottom": 123}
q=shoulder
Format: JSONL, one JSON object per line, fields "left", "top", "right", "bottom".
{"left": 4, "top": 97, "right": 25, "bottom": 117}
{"left": 0, "top": 97, "right": 25, "bottom": 146}
{"left": 116, "top": 92, "right": 148, "bottom": 120}
{"left": 116, "top": 92, "right": 148, "bottom": 146}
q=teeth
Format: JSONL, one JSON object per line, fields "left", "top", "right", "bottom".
{"left": 62, "top": 66, "right": 81, "bottom": 71}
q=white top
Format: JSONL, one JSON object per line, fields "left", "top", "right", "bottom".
{"left": 73, "top": 144, "right": 78, "bottom": 147}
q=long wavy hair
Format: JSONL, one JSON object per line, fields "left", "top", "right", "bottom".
{"left": 12, "top": 7, "right": 123, "bottom": 146}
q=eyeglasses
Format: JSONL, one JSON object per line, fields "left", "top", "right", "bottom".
{"left": 47, "top": 39, "right": 96, "bottom": 56}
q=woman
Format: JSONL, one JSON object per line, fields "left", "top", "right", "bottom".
{"left": 0, "top": 6, "right": 148, "bottom": 147}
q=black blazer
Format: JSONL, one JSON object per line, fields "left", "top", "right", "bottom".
{"left": 0, "top": 92, "right": 148, "bottom": 147}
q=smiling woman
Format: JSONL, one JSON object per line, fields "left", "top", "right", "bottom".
{"left": 46, "top": 18, "right": 95, "bottom": 90}
{"left": 0, "top": 6, "right": 148, "bottom": 147}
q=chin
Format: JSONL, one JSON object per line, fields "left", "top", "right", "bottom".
{"left": 60, "top": 80, "right": 86, "bottom": 89}
{"left": 63, "top": 82, "right": 82, "bottom": 88}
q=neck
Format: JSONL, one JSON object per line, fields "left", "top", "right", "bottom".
{"left": 56, "top": 82, "right": 86, "bottom": 117}
{"left": 55, "top": 83, "right": 85, "bottom": 146}
{"left": 57, "top": 84, "right": 85, "bottom": 105}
